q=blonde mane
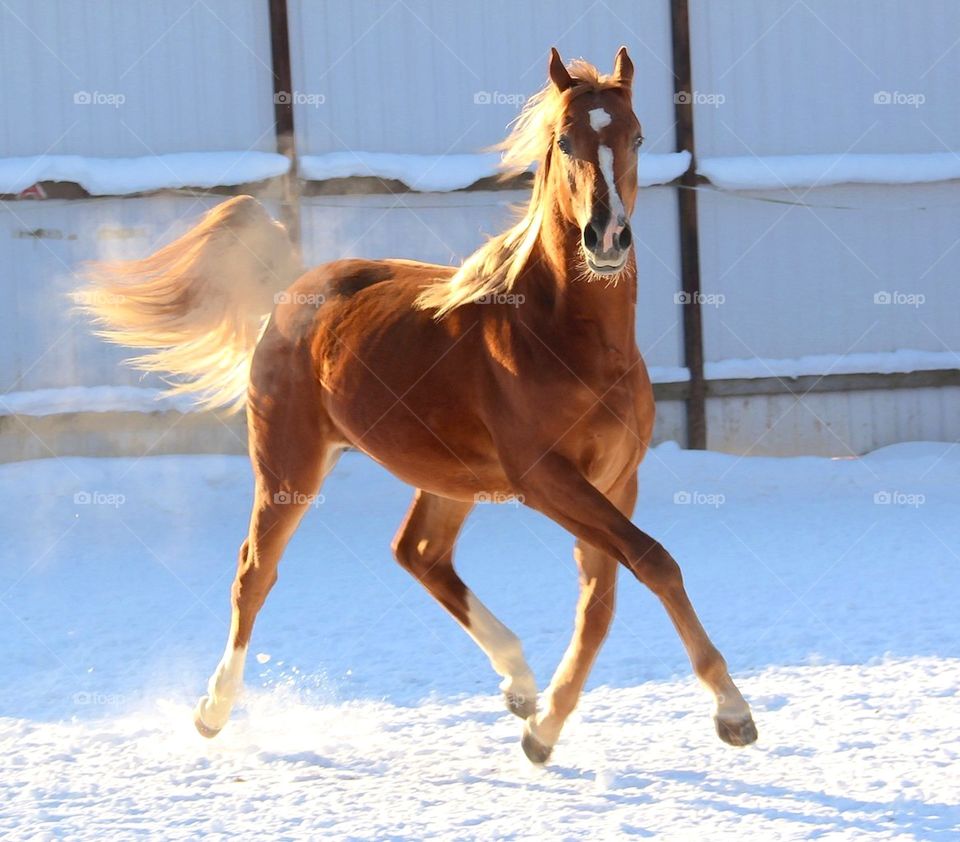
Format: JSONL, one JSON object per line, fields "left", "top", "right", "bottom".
{"left": 415, "top": 60, "right": 623, "bottom": 317}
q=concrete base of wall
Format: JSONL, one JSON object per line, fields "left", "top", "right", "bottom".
{"left": 0, "top": 411, "right": 248, "bottom": 463}
{"left": 1, "top": 388, "right": 954, "bottom": 463}
{"left": 0, "top": 401, "right": 689, "bottom": 464}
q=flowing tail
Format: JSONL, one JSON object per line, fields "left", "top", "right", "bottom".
{"left": 75, "top": 195, "right": 303, "bottom": 412}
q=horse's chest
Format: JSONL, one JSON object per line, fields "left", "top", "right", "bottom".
{"left": 530, "top": 357, "right": 647, "bottom": 484}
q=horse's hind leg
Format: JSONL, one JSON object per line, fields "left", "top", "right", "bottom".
{"left": 392, "top": 489, "right": 537, "bottom": 717}
{"left": 194, "top": 331, "right": 342, "bottom": 737}
{"left": 193, "top": 438, "right": 340, "bottom": 737}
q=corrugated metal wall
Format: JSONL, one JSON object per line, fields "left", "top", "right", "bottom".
{"left": 0, "top": 0, "right": 957, "bottom": 458}
{"left": 288, "top": 0, "right": 677, "bottom": 155}
{"left": 697, "top": 181, "right": 960, "bottom": 362}
{"left": 0, "top": 0, "right": 276, "bottom": 156}
{"left": 689, "top": 0, "right": 960, "bottom": 157}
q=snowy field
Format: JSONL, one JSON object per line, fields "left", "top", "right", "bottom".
{"left": 1, "top": 442, "right": 958, "bottom": 839}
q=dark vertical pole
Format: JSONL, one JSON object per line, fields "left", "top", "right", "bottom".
{"left": 268, "top": 0, "right": 301, "bottom": 249}
{"left": 669, "top": 0, "right": 707, "bottom": 449}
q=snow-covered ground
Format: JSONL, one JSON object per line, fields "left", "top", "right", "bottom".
{"left": 1, "top": 442, "right": 958, "bottom": 839}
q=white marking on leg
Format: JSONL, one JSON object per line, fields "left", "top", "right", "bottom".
{"left": 588, "top": 107, "right": 611, "bottom": 132}
{"left": 597, "top": 145, "right": 625, "bottom": 252}
{"left": 199, "top": 641, "right": 248, "bottom": 731}
{"left": 465, "top": 592, "right": 536, "bottom": 703}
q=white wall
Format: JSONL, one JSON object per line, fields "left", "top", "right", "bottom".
{"left": 0, "top": 195, "right": 226, "bottom": 394}
{"left": 697, "top": 181, "right": 960, "bottom": 364}
{"left": 0, "top": 0, "right": 275, "bottom": 157}
{"left": 0, "top": 1, "right": 957, "bottom": 458}
{"left": 689, "top": 0, "right": 960, "bottom": 157}
{"left": 288, "top": 0, "right": 677, "bottom": 156}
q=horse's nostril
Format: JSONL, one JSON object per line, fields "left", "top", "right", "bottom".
{"left": 618, "top": 225, "right": 632, "bottom": 250}
{"left": 582, "top": 223, "right": 599, "bottom": 251}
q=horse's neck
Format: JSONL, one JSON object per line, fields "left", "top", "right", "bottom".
{"left": 525, "top": 207, "right": 638, "bottom": 351}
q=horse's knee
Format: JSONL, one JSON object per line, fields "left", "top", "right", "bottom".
{"left": 583, "top": 593, "right": 615, "bottom": 645}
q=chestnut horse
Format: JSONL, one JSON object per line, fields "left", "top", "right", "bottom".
{"left": 79, "top": 47, "right": 756, "bottom": 763}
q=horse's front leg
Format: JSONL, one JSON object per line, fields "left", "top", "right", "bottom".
{"left": 520, "top": 474, "right": 635, "bottom": 763}
{"left": 512, "top": 453, "right": 756, "bottom": 764}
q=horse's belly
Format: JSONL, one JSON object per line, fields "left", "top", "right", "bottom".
{"left": 323, "top": 375, "right": 509, "bottom": 501}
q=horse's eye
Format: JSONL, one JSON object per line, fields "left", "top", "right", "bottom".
{"left": 557, "top": 134, "right": 572, "bottom": 155}
{"left": 633, "top": 134, "right": 644, "bottom": 150}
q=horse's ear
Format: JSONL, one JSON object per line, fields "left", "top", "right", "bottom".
{"left": 548, "top": 47, "right": 573, "bottom": 92}
{"left": 613, "top": 46, "right": 634, "bottom": 89}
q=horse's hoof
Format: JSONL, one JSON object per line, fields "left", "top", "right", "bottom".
{"left": 505, "top": 691, "right": 536, "bottom": 720}
{"left": 193, "top": 696, "right": 222, "bottom": 739}
{"left": 521, "top": 723, "right": 553, "bottom": 765}
{"left": 714, "top": 713, "right": 758, "bottom": 747}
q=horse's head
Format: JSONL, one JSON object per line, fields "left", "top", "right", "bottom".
{"left": 546, "top": 47, "right": 641, "bottom": 277}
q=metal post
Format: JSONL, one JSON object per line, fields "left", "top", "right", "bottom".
{"left": 268, "top": 0, "right": 301, "bottom": 249}
{"left": 670, "top": 0, "right": 707, "bottom": 449}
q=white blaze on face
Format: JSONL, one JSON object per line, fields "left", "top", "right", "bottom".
{"left": 597, "top": 145, "right": 625, "bottom": 252}
{"left": 587, "top": 108, "right": 627, "bottom": 256}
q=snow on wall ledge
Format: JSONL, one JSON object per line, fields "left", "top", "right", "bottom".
{"left": 0, "top": 153, "right": 290, "bottom": 196}
{"left": 0, "top": 387, "right": 198, "bottom": 417}
{"left": 299, "top": 151, "right": 691, "bottom": 191}
{"left": 697, "top": 152, "right": 960, "bottom": 191}
{"left": 704, "top": 349, "right": 959, "bottom": 380}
